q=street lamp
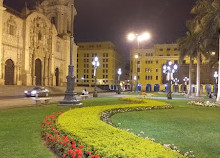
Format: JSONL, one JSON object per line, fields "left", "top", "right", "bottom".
{"left": 214, "top": 71, "right": 218, "bottom": 94}
{"left": 127, "top": 32, "right": 151, "bottom": 48}
{"left": 127, "top": 32, "right": 151, "bottom": 92}
{"left": 134, "top": 54, "right": 139, "bottom": 92}
{"left": 59, "top": 4, "right": 80, "bottom": 105}
{"left": 173, "top": 78, "right": 179, "bottom": 93}
{"left": 117, "top": 68, "right": 122, "bottom": 94}
{"left": 214, "top": 71, "right": 218, "bottom": 84}
{"left": 183, "top": 77, "right": 189, "bottom": 93}
{"left": 163, "top": 61, "right": 178, "bottom": 99}
{"left": 92, "top": 56, "right": 100, "bottom": 97}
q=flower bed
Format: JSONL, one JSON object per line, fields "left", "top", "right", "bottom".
{"left": 188, "top": 100, "right": 220, "bottom": 107}
{"left": 56, "top": 99, "right": 185, "bottom": 158}
{"left": 41, "top": 111, "right": 99, "bottom": 158}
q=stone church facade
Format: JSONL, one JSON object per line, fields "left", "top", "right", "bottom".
{"left": 0, "top": 0, "right": 78, "bottom": 86}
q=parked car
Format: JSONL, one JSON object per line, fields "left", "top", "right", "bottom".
{"left": 24, "top": 87, "right": 49, "bottom": 97}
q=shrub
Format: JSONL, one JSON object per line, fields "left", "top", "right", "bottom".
{"left": 57, "top": 99, "right": 184, "bottom": 158}
{"left": 41, "top": 111, "right": 99, "bottom": 158}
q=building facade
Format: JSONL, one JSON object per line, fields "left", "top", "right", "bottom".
{"left": 0, "top": 0, "right": 78, "bottom": 86}
{"left": 77, "top": 42, "right": 121, "bottom": 90}
{"left": 130, "top": 43, "right": 217, "bottom": 92}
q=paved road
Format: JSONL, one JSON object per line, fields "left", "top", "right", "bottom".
{"left": 0, "top": 92, "right": 119, "bottom": 110}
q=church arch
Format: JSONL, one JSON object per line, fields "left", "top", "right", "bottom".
{"left": 5, "top": 59, "right": 14, "bottom": 85}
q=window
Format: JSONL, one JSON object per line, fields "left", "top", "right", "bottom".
{"left": 106, "top": 53, "right": 108, "bottom": 57}
{"left": 156, "top": 76, "right": 158, "bottom": 80}
{"left": 103, "top": 59, "right": 105, "bottom": 62}
{"left": 137, "top": 61, "right": 140, "bottom": 64}
{"left": 103, "top": 53, "right": 105, "bottom": 57}
{"left": 103, "top": 70, "right": 105, "bottom": 73}
{"left": 87, "top": 69, "right": 89, "bottom": 73}
{"left": 148, "top": 61, "right": 150, "bottom": 64}
{"left": 167, "top": 48, "right": 171, "bottom": 51}
{"left": 151, "top": 61, "right": 153, "bottom": 64}
{"left": 84, "top": 69, "right": 86, "bottom": 73}
{"left": 103, "top": 75, "right": 105, "bottom": 78}
{"left": 167, "top": 54, "right": 170, "bottom": 56}
{"left": 106, "top": 75, "right": 108, "bottom": 78}
{"left": 103, "top": 64, "right": 105, "bottom": 67}
{"left": 87, "top": 54, "right": 89, "bottom": 57}
{"left": 87, "top": 59, "right": 89, "bottom": 62}
{"left": 174, "top": 48, "right": 178, "bottom": 51}
{"left": 145, "top": 76, "right": 148, "bottom": 80}
{"left": 106, "top": 59, "right": 108, "bottom": 62}
{"left": 106, "top": 70, "right": 108, "bottom": 73}
{"left": 137, "top": 68, "right": 140, "bottom": 72}
{"left": 156, "top": 68, "right": 158, "bottom": 72}
{"left": 156, "top": 60, "right": 158, "bottom": 64}
{"left": 84, "top": 59, "right": 86, "bottom": 62}
{"left": 174, "top": 54, "right": 178, "bottom": 56}
{"left": 106, "top": 64, "right": 108, "bottom": 68}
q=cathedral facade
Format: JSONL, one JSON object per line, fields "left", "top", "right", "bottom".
{"left": 0, "top": 0, "right": 78, "bottom": 86}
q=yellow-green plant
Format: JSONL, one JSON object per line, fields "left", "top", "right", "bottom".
{"left": 57, "top": 98, "right": 184, "bottom": 158}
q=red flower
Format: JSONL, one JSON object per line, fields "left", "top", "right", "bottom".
{"left": 52, "top": 137, "right": 56, "bottom": 142}
{"left": 87, "top": 151, "right": 91, "bottom": 155}
{"left": 62, "top": 143, "right": 67, "bottom": 147}
{"left": 62, "top": 154, "right": 66, "bottom": 157}
{"left": 41, "top": 125, "right": 44, "bottom": 128}
{"left": 80, "top": 145, "right": 84, "bottom": 148}
{"left": 59, "top": 141, "right": 63, "bottom": 144}
{"left": 67, "top": 150, "right": 75, "bottom": 155}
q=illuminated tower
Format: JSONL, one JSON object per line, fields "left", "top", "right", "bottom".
{"left": 40, "top": 0, "right": 76, "bottom": 37}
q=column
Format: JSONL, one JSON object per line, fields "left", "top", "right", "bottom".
{"left": 0, "top": 1, "right": 5, "bottom": 85}
{"left": 44, "top": 55, "right": 49, "bottom": 86}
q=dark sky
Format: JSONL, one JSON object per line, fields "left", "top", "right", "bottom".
{"left": 4, "top": 0, "right": 196, "bottom": 60}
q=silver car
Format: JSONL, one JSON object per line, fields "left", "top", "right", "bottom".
{"left": 24, "top": 87, "right": 49, "bottom": 97}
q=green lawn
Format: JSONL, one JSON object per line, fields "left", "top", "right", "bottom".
{"left": 0, "top": 97, "right": 127, "bottom": 158}
{"left": 111, "top": 100, "right": 220, "bottom": 158}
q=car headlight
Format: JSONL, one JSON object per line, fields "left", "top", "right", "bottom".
{"left": 31, "top": 90, "right": 37, "bottom": 95}
{"left": 24, "top": 91, "right": 28, "bottom": 93}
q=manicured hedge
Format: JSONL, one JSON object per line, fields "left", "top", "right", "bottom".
{"left": 57, "top": 99, "right": 184, "bottom": 158}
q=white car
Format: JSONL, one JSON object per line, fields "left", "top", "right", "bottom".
{"left": 24, "top": 87, "right": 49, "bottom": 97}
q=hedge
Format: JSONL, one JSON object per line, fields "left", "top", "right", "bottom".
{"left": 57, "top": 98, "right": 184, "bottom": 158}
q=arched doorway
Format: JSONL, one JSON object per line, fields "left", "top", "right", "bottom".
{"left": 55, "top": 68, "right": 59, "bottom": 86}
{"left": 35, "top": 59, "right": 42, "bottom": 86}
{"left": 5, "top": 59, "right": 14, "bottom": 85}
{"left": 146, "top": 84, "right": 151, "bottom": 92}
{"left": 154, "top": 84, "right": 160, "bottom": 92}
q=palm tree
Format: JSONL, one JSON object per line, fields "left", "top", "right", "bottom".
{"left": 178, "top": 31, "right": 199, "bottom": 96}
{"left": 192, "top": 0, "right": 220, "bottom": 100}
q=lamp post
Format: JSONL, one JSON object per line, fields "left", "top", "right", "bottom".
{"left": 134, "top": 54, "right": 139, "bottom": 92}
{"left": 214, "top": 71, "right": 218, "bottom": 84}
{"left": 117, "top": 68, "right": 122, "bottom": 94}
{"left": 173, "top": 78, "right": 179, "bottom": 93}
{"left": 214, "top": 71, "right": 218, "bottom": 94}
{"left": 92, "top": 56, "right": 100, "bottom": 97}
{"left": 163, "top": 61, "right": 178, "bottom": 99}
{"left": 59, "top": 4, "right": 80, "bottom": 105}
{"left": 127, "top": 32, "right": 151, "bottom": 92}
{"left": 183, "top": 77, "right": 189, "bottom": 93}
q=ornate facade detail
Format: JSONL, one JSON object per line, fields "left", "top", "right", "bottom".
{"left": 0, "top": 0, "right": 78, "bottom": 86}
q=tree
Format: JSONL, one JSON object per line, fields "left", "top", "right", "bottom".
{"left": 178, "top": 31, "right": 199, "bottom": 96}
{"left": 192, "top": 0, "right": 220, "bottom": 100}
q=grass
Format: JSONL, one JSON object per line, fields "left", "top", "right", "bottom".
{"left": 0, "top": 97, "right": 126, "bottom": 158}
{"left": 111, "top": 100, "right": 220, "bottom": 158}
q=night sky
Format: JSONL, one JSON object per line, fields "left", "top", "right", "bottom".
{"left": 4, "top": 0, "right": 197, "bottom": 60}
